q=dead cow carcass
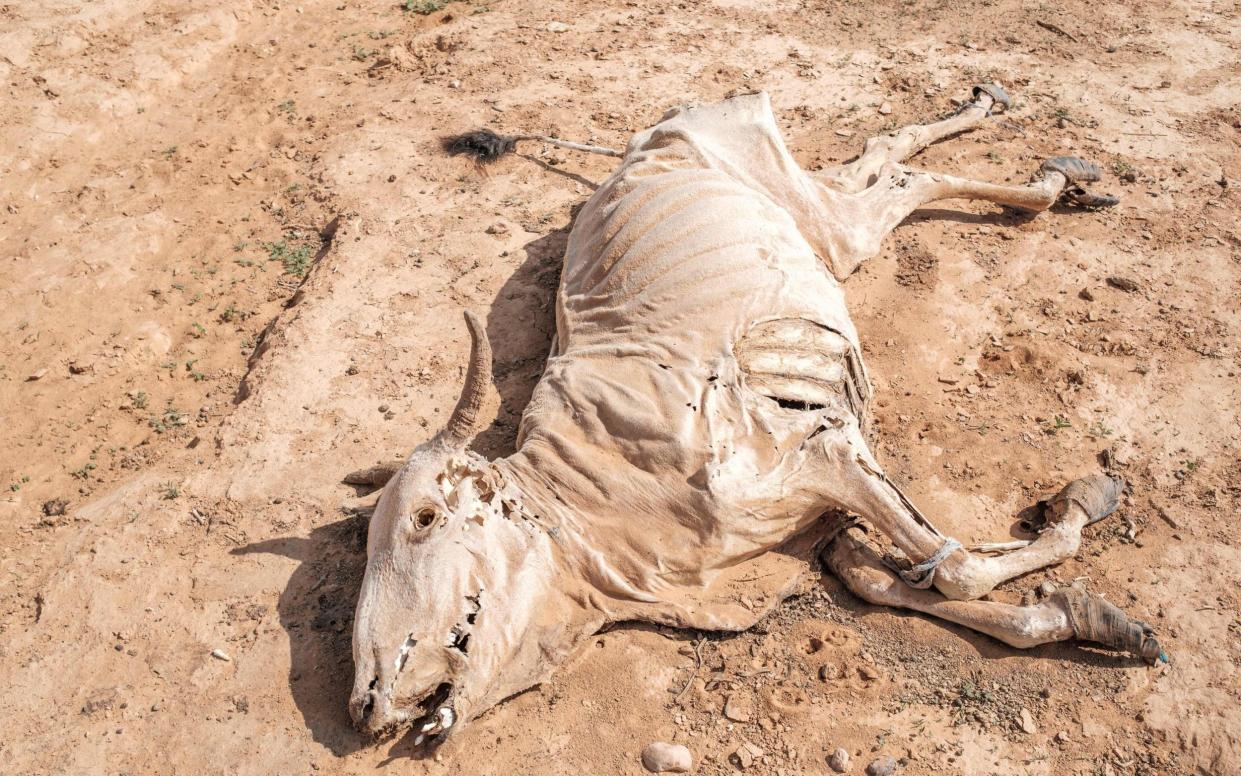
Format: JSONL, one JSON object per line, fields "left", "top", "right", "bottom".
{"left": 347, "top": 84, "right": 1163, "bottom": 744}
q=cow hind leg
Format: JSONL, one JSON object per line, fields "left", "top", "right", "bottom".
{"left": 823, "top": 526, "right": 1165, "bottom": 662}
{"left": 818, "top": 83, "right": 1012, "bottom": 194}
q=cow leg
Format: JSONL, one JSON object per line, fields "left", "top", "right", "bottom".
{"left": 818, "top": 83, "right": 1011, "bottom": 194}
{"left": 856, "top": 158, "right": 1099, "bottom": 237}
{"left": 822, "top": 526, "right": 1164, "bottom": 662}
{"left": 820, "top": 156, "right": 1114, "bottom": 277}
{"left": 819, "top": 426, "right": 1124, "bottom": 602}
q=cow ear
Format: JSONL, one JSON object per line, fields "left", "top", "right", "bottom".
{"left": 343, "top": 461, "right": 402, "bottom": 488}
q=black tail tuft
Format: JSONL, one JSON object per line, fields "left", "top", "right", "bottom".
{"left": 441, "top": 129, "right": 517, "bottom": 163}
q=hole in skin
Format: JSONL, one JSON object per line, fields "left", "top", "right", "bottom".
{"left": 775, "top": 396, "right": 827, "bottom": 411}
{"left": 448, "top": 626, "right": 470, "bottom": 655}
{"left": 397, "top": 634, "right": 417, "bottom": 673}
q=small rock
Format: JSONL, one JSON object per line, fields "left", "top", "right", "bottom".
{"left": 486, "top": 222, "right": 510, "bottom": 235}
{"left": 1106, "top": 276, "right": 1140, "bottom": 292}
{"left": 641, "top": 742, "right": 691, "bottom": 773}
{"left": 377, "top": 404, "right": 389, "bottom": 413}
{"left": 1055, "top": 730, "right": 1070, "bottom": 744}
{"left": 878, "top": 102, "right": 892, "bottom": 115}
{"left": 26, "top": 368, "right": 47, "bottom": 381}
{"left": 1019, "top": 707, "right": 1038, "bottom": 734}
{"left": 731, "top": 745, "right": 754, "bottom": 770}
{"left": 866, "top": 756, "right": 897, "bottom": 776}
{"left": 1078, "top": 287, "right": 1095, "bottom": 301}
{"left": 211, "top": 649, "right": 232, "bottom": 662}
{"left": 724, "top": 694, "right": 752, "bottom": 723}
{"left": 828, "top": 747, "right": 851, "bottom": 772}
{"left": 42, "top": 498, "right": 69, "bottom": 517}
{"left": 834, "top": 129, "right": 854, "bottom": 137}
{"left": 546, "top": 21, "right": 569, "bottom": 32}
{"left": 68, "top": 361, "right": 93, "bottom": 375}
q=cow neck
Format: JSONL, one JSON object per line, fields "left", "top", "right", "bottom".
{"left": 491, "top": 451, "right": 663, "bottom": 614}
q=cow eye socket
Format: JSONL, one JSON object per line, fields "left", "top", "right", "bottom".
{"left": 413, "top": 507, "right": 437, "bottom": 529}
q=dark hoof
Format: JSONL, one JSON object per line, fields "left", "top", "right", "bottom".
{"left": 1053, "top": 586, "right": 1167, "bottom": 665}
{"left": 1041, "top": 156, "right": 1102, "bottom": 183}
{"left": 1065, "top": 187, "right": 1121, "bottom": 208}
{"left": 971, "top": 82, "right": 1012, "bottom": 114}
{"left": 1040, "top": 157, "right": 1120, "bottom": 209}
{"left": 1040, "top": 473, "right": 1125, "bottom": 526}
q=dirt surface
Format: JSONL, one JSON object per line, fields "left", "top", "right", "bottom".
{"left": 1, "top": 0, "right": 1238, "bottom": 774}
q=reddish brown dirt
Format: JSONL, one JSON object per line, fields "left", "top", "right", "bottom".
{"left": 1, "top": 0, "right": 1237, "bottom": 774}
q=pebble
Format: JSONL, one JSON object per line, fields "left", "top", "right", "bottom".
{"left": 1019, "top": 707, "right": 1038, "bottom": 734}
{"left": 865, "top": 755, "right": 897, "bottom": 776}
{"left": 546, "top": 21, "right": 569, "bottom": 32}
{"left": 486, "top": 222, "right": 510, "bottom": 235}
{"left": 211, "top": 649, "right": 231, "bottom": 662}
{"left": 828, "top": 747, "right": 851, "bottom": 772}
{"left": 724, "top": 694, "right": 753, "bottom": 723}
{"left": 878, "top": 102, "right": 892, "bottom": 115}
{"left": 730, "top": 742, "right": 764, "bottom": 770}
{"left": 640, "top": 742, "right": 691, "bottom": 773}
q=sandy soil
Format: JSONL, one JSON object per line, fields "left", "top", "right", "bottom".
{"left": 1, "top": 0, "right": 1237, "bottom": 774}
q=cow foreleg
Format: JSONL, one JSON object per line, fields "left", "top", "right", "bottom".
{"left": 818, "top": 83, "right": 1011, "bottom": 194}
{"left": 820, "top": 429, "right": 1127, "bottom": 602}
{"left": 823, "top": 526, "right": 1165, "bottom": 662}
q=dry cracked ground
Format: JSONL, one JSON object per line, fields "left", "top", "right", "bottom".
{"left": 0, "top": 0, "right": 1237, "bottom": 774}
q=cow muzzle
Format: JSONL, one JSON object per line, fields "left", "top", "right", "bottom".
{"left": 349, "top": 674, "right": 458, "bottom": 744}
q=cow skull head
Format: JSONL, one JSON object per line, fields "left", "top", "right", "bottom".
{"left": 349, "top": 313, "right": 582, "bottom": 744}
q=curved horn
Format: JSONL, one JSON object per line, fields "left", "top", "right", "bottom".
{"left": 444, "top": 310, "right": 493, "bottom": 444}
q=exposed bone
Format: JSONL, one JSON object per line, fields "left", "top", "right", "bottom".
{"left": 437, "top": 707, "right": 455, "bottom": 729}
{"left": 971, "top": 540, "right": 1033, "bottom": 554}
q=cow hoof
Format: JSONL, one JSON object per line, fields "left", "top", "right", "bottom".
{"left": 1052, "top": 585, "right": 1167, "bottom": 665}
{"left": 1042, "top": 156, "right": 1102, "bottom": 183}
{"left": 1039, "top": 473, "right": 1126, "bottom": 527}
{"left": 971, "top": 82, "right": 1012, "bottom": 114}
{"left": 1039, "top": 156, "right": 1120, "bottom": 209}
{"left": 1064, "top": 188, "right": 1121, "bottom": 208}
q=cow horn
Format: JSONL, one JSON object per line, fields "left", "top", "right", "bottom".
{"left": 444, "top": 310, "right": 493, "bottom": 444}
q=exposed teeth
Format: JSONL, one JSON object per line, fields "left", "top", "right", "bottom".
{"left": 437, "top": 707, "right": 455, "bottom": 729}
{"left": 420, "top": 719, "right": 438, "bottom": 733}
{"left": 414, "top": 734, "right": 425, "bottom": 746}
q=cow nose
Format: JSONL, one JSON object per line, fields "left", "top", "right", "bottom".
{"left": 349, "top": 679, "right": 380, "bottom": 730}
